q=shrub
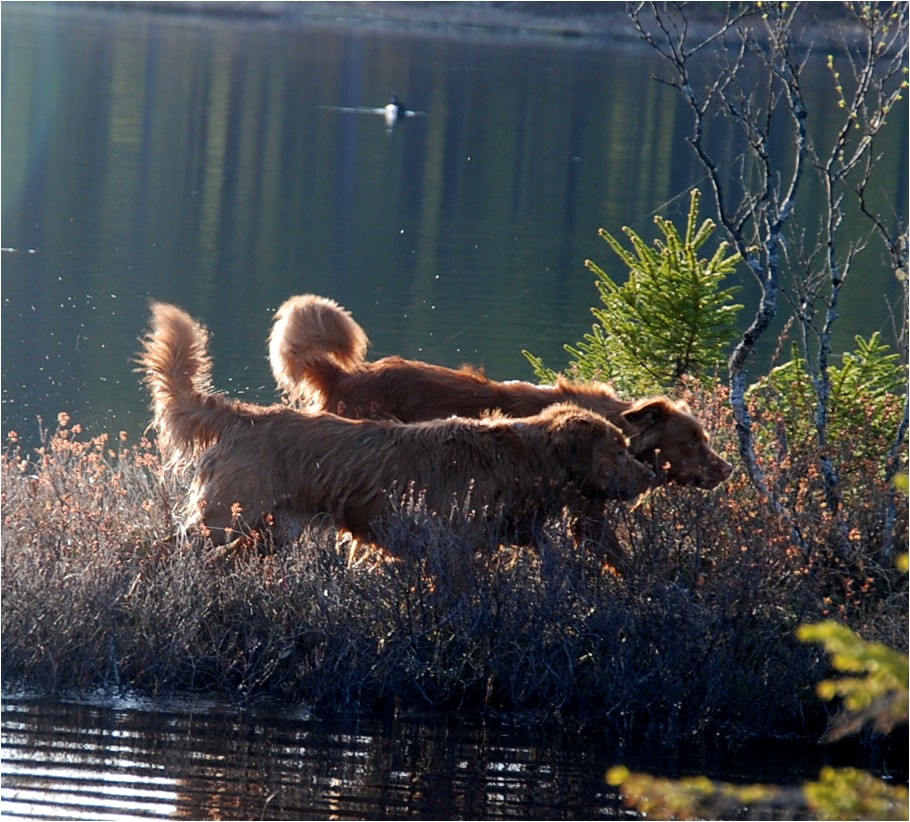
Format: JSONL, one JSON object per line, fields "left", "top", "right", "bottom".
{"left": 2, "top": 404, "right": 906, "bottom": 749}
{"left": 747, "top": 332, "right": 907, "bottom": 465}
{"left": 744, "top": 333, "right": 908, "bottom": 565}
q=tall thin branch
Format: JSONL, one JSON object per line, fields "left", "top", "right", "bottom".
{"left": 630, "top": 0, "right": 908, "bottom": 555}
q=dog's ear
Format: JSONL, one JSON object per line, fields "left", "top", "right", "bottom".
{"left": 621, "top": 397, "right": 673, "bottom": 429}
{"left": 621, "top": 398, "right": 676, "bottom": 457}
{"left": 622, "top": 398, "right": 681, "bottom": 444}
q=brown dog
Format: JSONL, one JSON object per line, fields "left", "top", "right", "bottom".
{"left": 269, "top": 294, "right": 732, "bottom": 489}
{"left": 140, "top": 302, "right": 654, "bottom": 551}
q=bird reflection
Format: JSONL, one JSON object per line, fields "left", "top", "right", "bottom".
{"left": 321, "top": 93, "right": 424, "bottom": 133}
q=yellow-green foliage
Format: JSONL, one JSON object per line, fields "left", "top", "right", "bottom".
{"left": 797, "top": 620, "right": 908, "bottom": 740}
{"left": 606, "top": 766, "right": 780, "bottom": 820}
{"left": 804, "top": 766, "right": 908, "bottom": 821}
{"left": 607, "top": 763, "right": 908, "bottom": 821}
{"left": 609, "top": 568, "right": 909, "bottom": 820}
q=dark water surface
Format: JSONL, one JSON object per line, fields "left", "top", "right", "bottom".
{"left": 2, "top": 4, "right": 906, "bottom": 445}
{"left": 0, "top": 695, "right": 627, "bottom": 820}
{"left": 1, "top": 694, "right": 861, "bottom": 821}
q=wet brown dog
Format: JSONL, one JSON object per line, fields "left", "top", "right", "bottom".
{"left": 140, "top": 302, "right": 654, "bottom": 552}
{"left": 269, "top": 294, "right": 732, "bottom": 489}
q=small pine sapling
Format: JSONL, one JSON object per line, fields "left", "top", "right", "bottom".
{"left": 526, "top": 189, "right": 744, "bottom": 395}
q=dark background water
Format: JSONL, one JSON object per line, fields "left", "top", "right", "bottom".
{"left": 2, "top": 3, "right": 906, "bottom": 446}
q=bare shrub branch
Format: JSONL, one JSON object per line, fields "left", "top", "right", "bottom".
{"left": 630, "top": 2, "right": 908, "bottom": 553}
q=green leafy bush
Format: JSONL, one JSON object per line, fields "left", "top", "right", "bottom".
{"left": 748, "top": 332, "right": 907, "bottom": 461}
{"left": 797, "top": 619, "right": 908, "bottom": 741}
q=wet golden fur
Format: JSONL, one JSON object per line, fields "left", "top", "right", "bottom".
{"left": 140, "top": 302, "right": 654, "bottom": 547}
{"left": 269, "top": 294, "right": 732, "bottom": 489}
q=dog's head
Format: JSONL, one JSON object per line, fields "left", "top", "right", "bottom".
{"left": 543, "top": 405, "right": 655, "bottom": 500}
{"left": 621, "top": 398, "right": 732, "bottom": 489}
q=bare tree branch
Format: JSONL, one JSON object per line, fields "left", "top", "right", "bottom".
{"left": 629, "top": 0, "right": 908, "bottom": 555}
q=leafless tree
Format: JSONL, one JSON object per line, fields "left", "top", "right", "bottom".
{"left": 629, "top": 1, "right": 908, "bottom": 546}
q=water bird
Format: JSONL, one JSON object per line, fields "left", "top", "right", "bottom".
{"left": 383, "top": 93, "right": 413, "bottom": 129}
{"left": 320, "top": 93, "right": 423, "bottom": 132}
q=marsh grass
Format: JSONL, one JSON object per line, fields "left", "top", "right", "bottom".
{"left": 2, "top": 392, "right": 906, "bottom": 744}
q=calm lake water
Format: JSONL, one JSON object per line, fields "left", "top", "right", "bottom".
{"left": 2, "top": 3, "right": 906, "bottom": 446}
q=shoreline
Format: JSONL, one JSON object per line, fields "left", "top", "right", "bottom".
{"left": 69, "top": 2, "right": 660, "bottom": 41}
{"left": 46, "top": 1, "right": 875, "bottom": 49}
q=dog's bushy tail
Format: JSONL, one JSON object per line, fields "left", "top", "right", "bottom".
{"left": 138, "top": 301, "right": 235, "bottom": 464}
{"left": 269, "top": 294, "right": 370, "bottom": 400}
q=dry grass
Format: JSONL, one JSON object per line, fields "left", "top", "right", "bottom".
{"left": 2, "top": 392, "right": 906, "bottom": 744}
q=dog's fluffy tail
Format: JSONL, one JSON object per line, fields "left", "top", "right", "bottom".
{"left": 269, "top": 294, "right": 370, "bottom": 400}
{"left": 138, "top": 301, "right": 235, "bottom": 463}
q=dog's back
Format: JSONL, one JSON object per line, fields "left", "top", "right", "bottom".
{"left": 320, "top": 357, "right": 559, "bottom": 420}
{"left": 269, "top": 293, "right": 628, "bottom": 421}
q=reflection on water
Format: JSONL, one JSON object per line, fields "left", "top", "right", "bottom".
{"left": 1, "top": 695, "right": 623, "bottom": 820}
{"left": 2, "top": 694, "right": 904, "bottom": 820}
{"left": 2, "top": 4, "right": 906, "bottom": 445}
